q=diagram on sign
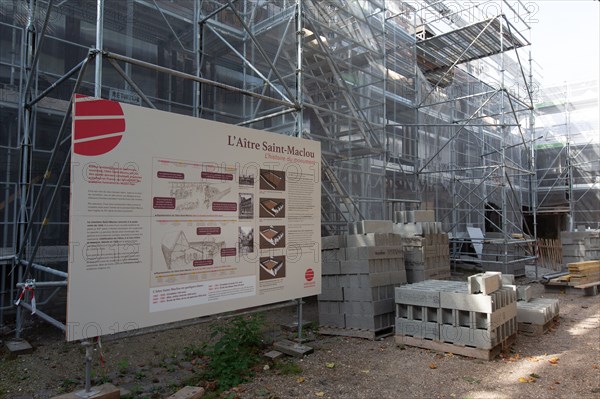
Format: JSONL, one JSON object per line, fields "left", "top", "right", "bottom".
{"left": 169, "top": 182, "right": 231, "bottom": 211}
{"left": 259, "top": 225, "right": 285, "bottom": 248}
{"left": 259, "top": 255, "right": 285, "bottom": 280}
{"left": 259, "top": 198, "right": 285, "bottom": 218}
{"left": 161, "top": 230, "right": 225, "bottom": 270}
{"left": 259, "top": 169, "right": 285, "bottom": 191}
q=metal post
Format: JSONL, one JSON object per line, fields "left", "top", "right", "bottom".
{"left": 76, "top": 341, "right": 99, "bottom": 398}
{"left": 95, "top": 0, "right": 104, "bottom": 97}
{"left": 296, "top": 298, "right": 303, "bottom": 342}
{"left": 296, "top": 0, "right": 303, "bottom": 137}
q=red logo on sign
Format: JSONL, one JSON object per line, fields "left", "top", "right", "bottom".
{"left": 73, "top": 94, "right": 125, "bottom": 156}
{"left": 305, "top": 268, "right": 314, "bottom": 282}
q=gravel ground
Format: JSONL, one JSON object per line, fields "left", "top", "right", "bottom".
{"left": 1, "top": 272, "right": 599, "bottom": 399}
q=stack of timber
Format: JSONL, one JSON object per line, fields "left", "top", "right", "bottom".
{"left": 319, "top": 223, "right": 407, "bottom": 339}
{"left": 545, "top": 260, "right": 600, "bottom": 295}
{"left": 567, "top": 261, "right": 600, "bottom": 285}
{"left": 394, "top": 272, "right": 517, "bottom": 360}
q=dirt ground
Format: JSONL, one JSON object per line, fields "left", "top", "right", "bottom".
{"left": 1, "top": 274, "right": 599, "bottom": 399}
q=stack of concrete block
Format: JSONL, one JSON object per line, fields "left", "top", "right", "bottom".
{"left": 320, "top": 226, "right": 407, "bottom": 337}
{"left": 393, "top": 210, "right": 451, "bottom": 283}
{"left": 395, "top": 272, "right": 518, "bottom": 359}
{"left": 561, "top": 230, "right": 600, "bottom": 265}
{"left": 481, "top": 233, "right": 527, "bottom": 277}
{"left": 515, "top": 281, "right": 560, "bottom": 335}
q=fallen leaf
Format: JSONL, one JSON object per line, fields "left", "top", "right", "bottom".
{"left": 549, "top": 357, "right": 559, "bottom": 365}
{"left": 315, "top": 392, "right": 325, "bottom": 397}
{"left": 529, "top": 373, "right": 541, "bottom": 379}
{"left": 297, "top": 377, "right": 305, "bottom": 383}
{"left": 554, "top": 381, "right": 560, "bottom": 385}
{"left": 592, "top": 364, "right": 599, "bottom": 369}
{"left": 429, "top": 363, "right": 437, "bottom": 369}
{"left": 326, "top": 362, "right": 335, "bottom": 368}
{"left": 518, "top": 377, "right": 529, "bottom": 383}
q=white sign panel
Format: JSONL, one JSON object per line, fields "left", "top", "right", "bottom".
{"left": 67, "top": 95, "right": 321, "bottom": 341}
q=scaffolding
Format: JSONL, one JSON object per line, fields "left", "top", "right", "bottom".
{"left": 535, "top": 80, "right": 600, "bottom": 233}
{"left": 1, "top": 0, "right": 540, "bottom": 334}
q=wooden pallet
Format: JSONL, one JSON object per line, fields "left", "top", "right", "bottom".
{"left": 319, "top": 325, "right": 394, "bottom": 340}
{"left": 518, "top": 315, "right": 559, "bottom": 336}
{"left": 544, "top": 280, "right": 600, "bottom": 296}
{"left": 395, "top": 333, "right": 517, "bottom": 361}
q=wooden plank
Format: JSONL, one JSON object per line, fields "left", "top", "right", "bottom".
{"left": 395, "top": 333, "right": 517, "bottom": 361}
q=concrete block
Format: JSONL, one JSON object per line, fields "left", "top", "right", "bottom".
{"left": 468, "top": 272, "right": 502, "bottom": 295}
{"left": 5, "top": 339, "right": 34, "bottom": 357}
{"left": 345, "top": 312, "right": 394, "bottom": 330}
{"left": 318, "top": 287, "right": 343, "bottom": 301}
{"left": 395, "top": 286, "right": 440, "bottom": 307}
{"left": 322, "top": 261, "right": 341, "bottom": 275}
{"left": 395, "top": 319, "right": 439, "bottom": 339}
{"left": 501, "top": 274, "right": 515, "bottom": 285}
{"left": 358, "top": 220, "right": 394, "bottom": 234}
{"left": 488, "top": 302, "right": 518, "bottom": 330}
{"left": 264, "top": 350, "right": 284, "bottom": 360}
{"left": 440, "top": 291, "right": 493, "bottom": 314}
{"left": 167, "top": 386, "right": 205, "bottom": 399}
{"left": 322, "top": 249, "right": 345, "bottom": 262}
{"left": 345, "top": 246, "right": 404, "bottom": 260}
{"left": 517, "top": 298, "right": 559, "bottom": 325}
{"left": 344, "top": 285, "right": 395, "bottom": 302}
{"left": 346, "top": 233, "right": 403, "bottom": 248}
{"left": 517, "top": 286, "right": 532, "bottom": 302}
{"left": 393, "top": 223, "right": 423, "bottom": 237}
{"left": 322, "top": 235, "right": 346, "bottom": 250}
{"left": 318, "top": 313, "right": 345, "bottom": 328}
{"left": 273, "top": 339, "right": 313, "bottom": 357}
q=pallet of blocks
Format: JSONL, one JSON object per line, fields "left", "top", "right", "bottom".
{"left": 394, "top": 272, "right": 517, "bottom": 360}
{"left": 561, "top": 229, "right": 600, "bottom": 265}
{"left": 393, "top": 210, "right": 451, "bottom": 283}
{"left": 319, "top": 224, "right": 407, "bottom": 339}
{"left": 516, "top": 292, "right": 560, "bottom": 336}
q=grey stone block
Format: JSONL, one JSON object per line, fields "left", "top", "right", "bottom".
{"left": 468, "top": 272, "right": 502, "bottom": 295}
{"left": 318, "top": 287, "right": 344, "bottom": 301}
{"left": 517, "top": 286, "right": 532, "bottom": 302}
{"left": 358, "top": 220, "right": 394, "bottom": 234}
{"left": 517, "top": 298, "right": 559, "bottom": 325}
{"left": 345, "top": 246, "right": 404, "bottom": 260}
{"left": 395, "top": 286, "right": 440, "bottom": 307}
{"left": 322, "top": 235, "right": 346, "bottom": 250}
{"left": 395, "top": 319, "right": 439, "bottom": 339}
{"left": 322, "top": 261, "right": 341, "bottom": 275}
{"left": 501, "top": 274, "right": 515, "bottom": 285}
